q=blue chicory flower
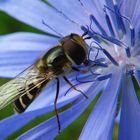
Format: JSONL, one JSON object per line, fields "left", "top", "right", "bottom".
{"left": 0, "top": 0, "right": 140, "bottom": 140}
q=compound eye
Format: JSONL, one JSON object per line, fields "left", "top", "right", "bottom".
{"left": 63, "top": 40, "right": 86, "bottom": 65}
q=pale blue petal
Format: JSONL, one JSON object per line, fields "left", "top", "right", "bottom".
{"left": 17, "top": 82, "right": 104, "bottom": 140}
{"left": 0, "top": 32, "right": 58, "bottom": 51}
{"left": 48, "top": 0, "right": 89, "bottom": 25}
{"left": 0, "top": 32, "right": 58, "bottom": 77}
{"left": 120, "top": 0, "right": 138, "bottom": 19}
{"left": 119, "top": 76, "right": 140, "bottom": 140}
{"left": 0, "top": 0, "right": 81, "bottom": 36}
{"left": 129, "top": 0, "right": 139, "bottom": 24}
{"left": 79, "top": 69, "right": 122, "bottom": 140}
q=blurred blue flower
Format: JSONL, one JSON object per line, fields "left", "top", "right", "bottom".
{"left": 0, "top": 0, "right": 140, "bottom": 140}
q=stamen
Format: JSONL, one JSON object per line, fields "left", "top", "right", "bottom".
{"left": 81, "top": 26, "right": 101, "bottom": 43}
{"left": 94, "top": 49, "right": 99, "bottom": 60}
{"left": 93, "top": 58, "right": 106, "bottom": 64}
{"left": 120, "top": 16, "right": 136, "bottom": 47}
{"left": 88, "top": 45, "right": 100, "bottom": 60}
{"left": 94, "top": 62, "right": 108, "bottom": 67}
{"left": 81, "top": 26, "right": 125, "bottom": 47}
{"left": 78, "top": 0, "right": 84, "bottom": 7}
{"left": 76, "top": 73, "right": 97, "bottom": 83}
{"left": 90, "top": 41, "right": 119, "bottom": 66}
{"left": 125, "top": 47, "right": 131, "bottom": 58}
{"left": 104, "top": 5, "right": 135, "bottom": 47}
{"left": 97, "top": 73, "right": 112, "bottom": 81}
{"left": 105, "top": 1, "right": 126, "bottom": 37}
{"left": 64, "top": 82, "right": 89, "bottom": 98}
{"left": 130, "top": 25, "right": 135, "bottom": 47}
{"left": 90, "top": 15, "right": 108, "bottom": 36}
{"left": 102, "top": 48, "right": 119, "bottom": 66}
{"left": 126, "top": 64, "right": 136, "bottom": 75}
{"left": 88, "top": 48, "right": 93, "bottom": 61}
{"left": 113, "top": 3, "right": 126, "bottom": 36}
{"left": 88, "top": 51, "right": 108, "bottom": 67}
{"left": 103, "top": 8, "right": 115, "bottom": 38}
{"left": 127, "top": 70, "right": 134, "bottom": 75}
{"left": 90, "top": 70, "right": 101, "bottom": 76}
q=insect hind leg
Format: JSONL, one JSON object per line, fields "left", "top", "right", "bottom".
{"left": 54, "top": 78, "right": 61, "bottom": 133}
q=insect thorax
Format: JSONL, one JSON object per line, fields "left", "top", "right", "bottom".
{"left": 35, "top": 46, "right": 72, "bottom": 75}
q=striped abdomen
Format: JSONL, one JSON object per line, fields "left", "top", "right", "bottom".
{"left": 13, "top": 79, "right": 49, "bottom": 113}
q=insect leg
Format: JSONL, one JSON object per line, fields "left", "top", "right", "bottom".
{"left": 72, "top": 66, "right": 89, "bottom": 73}
{"left": 63, "top": 76, "right": 88, "bottom": 99}
{"left": 54, "top": 78, "right": 61, "bottom": 133}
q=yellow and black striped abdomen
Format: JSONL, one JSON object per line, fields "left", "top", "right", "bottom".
{"left": 13, "top": 79, "right": 49, "bottom": 113}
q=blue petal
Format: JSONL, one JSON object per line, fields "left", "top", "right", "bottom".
{"left": 132, "top": 1, "right": 140, "bottom": 27}
{"left": 0, "top": 0, "right": 81, "bottom": 36}
{"left": 17, "top": 82, "right": 104, "bottom": 140}
{"left": 118, "top": 75, "right": 140, "bottom": 140}
{"left": 79, "top": 69, "right": 122, "bottom": 140}
{"left": 121, "top": 0, "right": 138, "bottom": 19}
{"left": 0, "top": 82, "right": 96, "bottom": 139}
{"left": 135, "top": 70, "right": 140, "bottom": 86}
{"left": 0, "top": 32, "right": 58, "bottom": 78}
{"left": 132, "top": 1, "right": 140, "bottom": 46}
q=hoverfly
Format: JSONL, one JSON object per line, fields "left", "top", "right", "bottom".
{"left": 0, "top": 33, "right": 90, "bottom": 132}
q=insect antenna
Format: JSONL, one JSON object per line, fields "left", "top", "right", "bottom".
{"left": 82, "top": 25, "right": 91, "bottom": 40}
{"left": 81, "top": 26, "right": 89, "bottom": 37}
{"left": 90, "top": 41, "right": 119, "bottom": 66}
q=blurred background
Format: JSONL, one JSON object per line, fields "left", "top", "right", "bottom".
{"left": 0, "top": 11, "right": 118, "bottom": 140}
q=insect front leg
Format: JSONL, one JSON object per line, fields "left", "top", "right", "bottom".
{"left": 71, "top": 58, "right": 94, "bottom": 73}
{"left": 54, "top": 78, "right": 61, "bottom": 133}
{"left": 72, "top": 66, "right": 89, "bottom": 73}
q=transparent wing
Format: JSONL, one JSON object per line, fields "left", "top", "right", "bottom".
{"left": 0, "top": 65, "right": 52, "bottom": 110}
